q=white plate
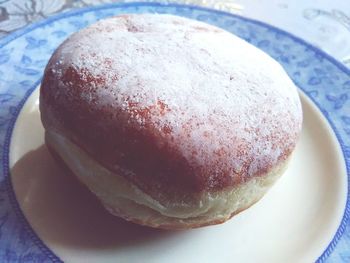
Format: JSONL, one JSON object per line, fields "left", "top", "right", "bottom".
{"left": 8, "top": 87, "right": 347, "bottom": 263}
{"left": 1, "top": 3, "right": 349, "bottom": 262}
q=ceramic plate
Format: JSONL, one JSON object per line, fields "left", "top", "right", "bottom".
{"left": 0, "top": 2, "right": 349, "bottom": 263}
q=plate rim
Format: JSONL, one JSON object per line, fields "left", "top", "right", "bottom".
{"left": 1, "top": 2, "right": 349, "bottom": 262}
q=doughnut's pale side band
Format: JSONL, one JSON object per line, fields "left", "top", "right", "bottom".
{"left": 46, "top": 130, "right": 288, "bottom": 229}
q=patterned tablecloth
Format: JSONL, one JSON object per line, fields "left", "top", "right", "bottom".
{"left": 0, "top": 0, "right": 350, "bottom": 68}
{"left": 0, "top": 0, "right": 349, "bottom": 262}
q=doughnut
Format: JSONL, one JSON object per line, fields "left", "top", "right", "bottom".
{"left": 40, "top": 14, "right": 302, "bottom": 229}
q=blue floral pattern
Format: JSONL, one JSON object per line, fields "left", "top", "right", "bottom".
{"left": 0, "top": 2, "right": 349, "bottom": 262}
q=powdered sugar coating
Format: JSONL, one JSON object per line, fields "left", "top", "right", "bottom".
{"left": 40, "top": 14, "right": 302, "bottom": 200}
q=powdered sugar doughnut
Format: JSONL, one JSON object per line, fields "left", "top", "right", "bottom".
{"left": 40, "top": 14, "right": 302, "bottom": 229}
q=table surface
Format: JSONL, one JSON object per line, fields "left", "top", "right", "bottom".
{"left": 0, "top": 1, "right": 349, "bottom": 262}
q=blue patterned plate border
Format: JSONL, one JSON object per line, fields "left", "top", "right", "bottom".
{"left": 0, "top": 2, "right": 349, "bottom": 262}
